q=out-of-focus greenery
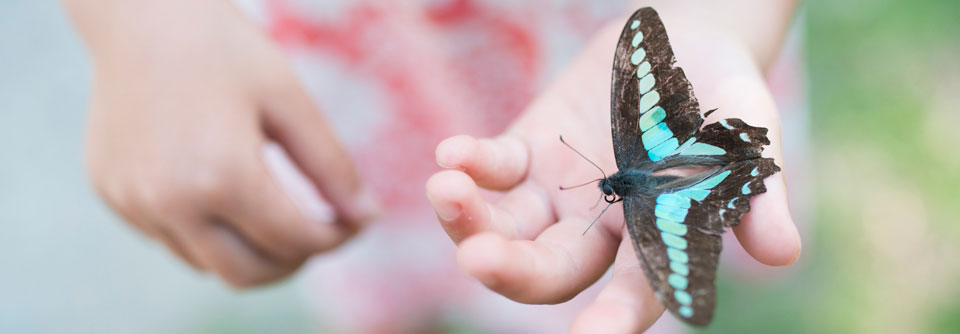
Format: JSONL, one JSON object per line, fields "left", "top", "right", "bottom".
{"left": 701, "top": 0, "right": 960, "bottom": 333}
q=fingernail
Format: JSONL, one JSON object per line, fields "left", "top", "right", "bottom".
{"left": 427, "top": 193, "right": 461, "bottom": 222}
{"left": 435, "top": 140, "right": 464, "bottom": 169}
{"left": 436, "top": 154, "right": 459, "bottom": 169}
{"left": 436, "top": 203, "right": 461, "bottom": 222}
{"left": 437, "top": 159, "right": 454, "bottom": 169}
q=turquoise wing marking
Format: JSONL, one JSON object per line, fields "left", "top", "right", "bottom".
{"left": 638, "top": 74, "right": 656, "bottom": 94}
{"left": 655, "top": 204, "right": 688, "bottom": 222}
{"left": 657, "top": 219, "right": 688, "bottom": 236}
{"left": 638, "top": 90, "right": 660, "bottom": 114}
{"left": 674, "top": 290, "right": 693, "bottom": 305}
{"left": 691, "top": 170, "right": 731, "bottom": 190}
{"left": 636, "top": 61, "right": 652, "bottom": 78}
{"left": 638, "top": 106, "right": 666, "bottom": 131}
{"left": 648, "top": 138, "right": 680, "bottom": 161}
{"left": 642, "top": 123, "right": 674, "bottom": 150}
{"left": 679, "top": 142, "right": 726, "bottom": 156}
{"left": 670, "top": 261, "right": 690, "bottom": 276}
{"left": 668, "top": 273, "right": 689, "bottom": 289}
{"left": 662, "top": 233, "right": 688, "bottom": 249}
{"left": 667, "top": 248, "right": 689, "bottom": 263}
{"left": 631, "top": 30, "right": 644, "bottom": 47}
{"left": 656, "top": 193, "right": 691, "bottom": 208}
{"left": 654, "top": 190, "right": 699, "bottom": 319}
{"left": 676, "top": 189, "right": 710, "bottom": 201}
{"left": 631, "top": 48, "right": 647, "bottom": 65}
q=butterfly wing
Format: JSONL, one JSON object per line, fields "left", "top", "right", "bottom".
{"left": 613, "top": 8, "right": 773, "bottom": 169}
{"left": 613, "top": 6, "right": 782, "bottom": 327}
{"left": 623, "top": 193, "right": 721, "bottom": 327}
{"left": 611, "top": 8, "right": 706, "bottom": 169}
{"left": 624, "top": 158, "right": 778, "bottom": 326}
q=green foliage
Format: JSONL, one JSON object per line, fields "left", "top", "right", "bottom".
{"left": 701, "top": 0, "right": 960, "bottom": 332}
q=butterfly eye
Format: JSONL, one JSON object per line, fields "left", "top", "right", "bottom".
{"left": 602, "top": 184, "right": 615, "bottom": 196}
{"left": 604, "top": 194, "right": 617, "bottom": 204}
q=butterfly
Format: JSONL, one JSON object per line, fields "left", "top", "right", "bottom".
{"left": 577, "top": 7, "right": 781, "bottom": 326}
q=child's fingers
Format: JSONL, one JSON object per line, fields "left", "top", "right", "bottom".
{"left": 707, "top": 75, "right": 801, "bottom": 266}
{"left": 734, "top": 174, "right": 801, "bottom": 265}
{"left": 426, "top": 170, "right": 499, "bottom": 243}
{"left": 426, "top": 170, "right": 553, "bottom": 243}
{"left": 172, "top": 219, "right": 299, "bottom": 288}
{"left": 261, "top": 80, "right": 378, "bottom": 229}
{"left": 570, "top": 232, "right": 664, "bottom": 334}
{"left": 435, "top": 135, "right": 529, "bottom": 190}
{"left": 220, "top": 160, "right": 358, "bottom": 263}
{"left": 493, "top": 182, "right": 556, "bottom": 240}
{"left": 155, "top": 227, "right": 203, "bottom": 270}
{"left": 455, "top": 218, "right": 619, "bottom": 304}
{"left": 104, "top": 200, "right": 205, "bottom": 270}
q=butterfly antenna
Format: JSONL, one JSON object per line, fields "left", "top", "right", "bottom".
{"left": 583, "top": 201, "right": 613, "bottom": 235}
{"left": 559, "top": 178, "right": 603, "bottom": 191}
{"left": 559, "top": 135, "right": 606, "bottom": 179}
{"left": 704, "top": 108, "right": 719, "bottom": 118}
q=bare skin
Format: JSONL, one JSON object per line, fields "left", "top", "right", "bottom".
{"left": 64, "top": 0, "right": 378, "bottom": 288}
{"left": 426, "top": 1, "right": 802, "bottom": 332}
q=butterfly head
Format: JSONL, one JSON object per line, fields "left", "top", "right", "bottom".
{"left": 600, "top": 180, "right": 614, "bottom": 196}
{"left": 598, "top": 178, "right": 620, "bottom": 203}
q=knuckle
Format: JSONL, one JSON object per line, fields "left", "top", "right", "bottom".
{"left": 272, "top": 242, "right": 311, "bottom": 263}
{"left": 135, "top": 182, "right": 188, "bottom": 217}
{"left": 181, "top": 163, "right": 237, "bottom": 207}
{"left": 86, "top": 165, "right": 130, "bottom": 209}
{"left": 220, "top": 266, "right": 277, "bottom": 289}
{"left": 224, "top": 274, "right": 259, "bottom": 289}
{"left": 96, "top": 182, "right": 150, "bottom": 226}
{"left": 97, "top": 180, "right": 132, "bottom": 211}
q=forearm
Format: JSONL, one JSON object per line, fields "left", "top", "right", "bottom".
{"left": 61, "top": 0, "right": 243, "bottom": 64}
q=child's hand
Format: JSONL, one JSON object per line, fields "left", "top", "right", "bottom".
{"left": 69, "top": 0, "right": 376, "bottom": 287}
{"left": 426, "top": 9, "right": 800, "bottom": 332}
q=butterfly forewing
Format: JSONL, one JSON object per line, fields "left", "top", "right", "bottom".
{"left": 611, "top": 8, "right": 706, "bottom": 169}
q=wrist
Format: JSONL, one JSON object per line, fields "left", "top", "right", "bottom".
{"left": 63, "top": 0, "right": 241, "bottom": 63}
{"left": 621, "top": 1, "right": 799, "bottom": 70}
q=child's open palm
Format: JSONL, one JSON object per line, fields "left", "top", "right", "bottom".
{"left": 427, "top": 6, "right": 801, "bottom": 332}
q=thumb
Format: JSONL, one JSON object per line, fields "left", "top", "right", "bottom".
{"left": 260, "top": 79, "right": 378, "bottom": 228}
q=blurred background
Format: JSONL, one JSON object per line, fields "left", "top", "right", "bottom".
{"left": 708, "top": 0, "right": 960, "bottom": 333}
{"left": 1, "top": 0, "right": 958, "bottom": 333}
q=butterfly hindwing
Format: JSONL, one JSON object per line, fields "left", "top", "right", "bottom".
{"left": 611, "top": 8, "right": 705, "bottom": 169}
{"left": 676, "top": 158, "right": 782, "bottom": 229}
{"left": 624, "top": 191, "right": 721, "bottom": 326}
{"left": 689, "top": 118, "right": 771, "bottom": 163}
{"left": 625, "top": 158, "right": 778, "bottom": 326}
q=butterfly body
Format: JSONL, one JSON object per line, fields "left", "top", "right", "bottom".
{"left": 597, "top": 7, "right": 782, "bottom": 326}
{"left": 600, "top": 168, "right": 680, "bottom": 201}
